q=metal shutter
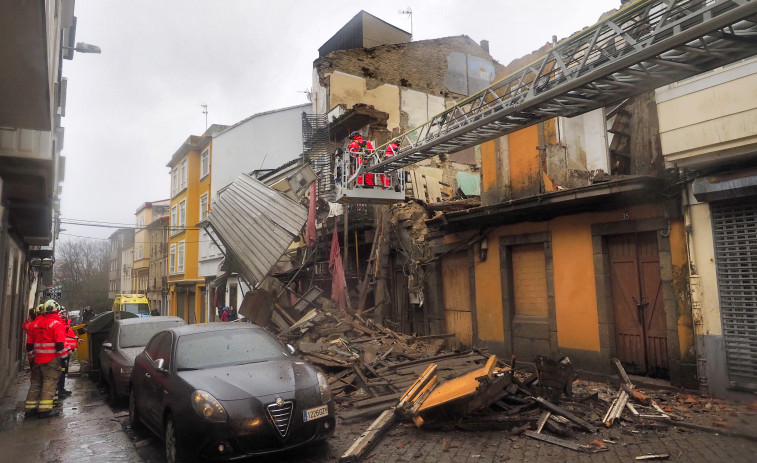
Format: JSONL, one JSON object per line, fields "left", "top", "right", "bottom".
{"left": 711, "top": 200, "right": 757, "bottom": 390}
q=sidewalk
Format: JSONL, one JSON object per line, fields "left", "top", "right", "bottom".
{"left": 0, "top": 365, "right": 145, "bottom": 463}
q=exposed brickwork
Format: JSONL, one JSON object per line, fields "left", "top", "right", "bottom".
{"left": 315, "top": 35, "right": 505, "bottom": 97}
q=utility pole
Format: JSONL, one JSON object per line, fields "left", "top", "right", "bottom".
{"left": 201, "top": 103, "right": 208, "bottom": 130}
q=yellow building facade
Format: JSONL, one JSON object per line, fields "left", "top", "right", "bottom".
{"left": 167, "top": 126, "right": 222, "bottom": 323}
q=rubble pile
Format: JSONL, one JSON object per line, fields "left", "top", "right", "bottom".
{"left": 277, "top": 303, "right": 491, "bottom": 421}
{"left": 270, "top": 298, "right": 757, "bottom": 463}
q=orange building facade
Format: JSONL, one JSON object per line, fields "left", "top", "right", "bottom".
{"left": 426, "top": 118, "right": 696, "bottom": 389}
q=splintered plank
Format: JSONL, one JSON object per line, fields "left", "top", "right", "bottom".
{"left": 339, "top": 408, "right": 397, "bottom": 463}
{"left": 533, "top": 396, "right": 598, "bottom": 433}
{"left": 523, "top": 430, "right": 589, "bottom": 452}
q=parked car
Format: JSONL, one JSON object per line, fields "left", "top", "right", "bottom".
{"left": 129, "top": 323, "right": 335, "bottom": 463}
{"left": 100, "top": 316, "right": 186, "bottom": 401}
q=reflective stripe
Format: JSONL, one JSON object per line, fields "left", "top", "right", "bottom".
{"left": 34, "top": 349, "right": 57, "bottom": 354}
{"left": 34, "top": 342, "right": 55, "bottom": 347}
{"left": 38, "top": 400, "right": 54, "bottom": 411}
{"left": 25, "top": 401, "right": 39, "bottom": 410}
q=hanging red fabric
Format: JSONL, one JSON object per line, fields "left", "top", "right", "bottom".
{"left": 328, "top": 217, "right": 347, "bottom": 314}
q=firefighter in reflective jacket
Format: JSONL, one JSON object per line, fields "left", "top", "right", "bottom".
{"left": 25, "top": 300, "right": 66, "bottom": 417}
{"left": 348, "top": 131, "right": 376, "bottom": 187}
{"left": 380, "top": 141, "right": 401, "bottom": 189}
{"left": 57, "top": 307, "right": 78, "bottom": 397}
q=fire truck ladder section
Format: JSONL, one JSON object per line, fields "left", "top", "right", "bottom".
{"left": 365, "top": 0, "right": 757, "bottom": 175}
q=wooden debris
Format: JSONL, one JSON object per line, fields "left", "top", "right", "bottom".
{"left": 523, "top": 430, "right": 590, "bottom": 452}
{"left": 533, "top": 396, "right": 598, "bottom": 433}
{"left": 603, "top": 390, "right": 629, "bottom": 427}
{"left": 536, "top": 411, "right": 551, "bottom": 433}
{"left": 634, "top": 454, "right": 670, "bottom": 460}
{"left": 339, "top": 408, "right": 397, "bottom": 463}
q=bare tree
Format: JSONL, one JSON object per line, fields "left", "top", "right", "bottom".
{"left": 54, "top": 238, "right": 110, "bottom": 311}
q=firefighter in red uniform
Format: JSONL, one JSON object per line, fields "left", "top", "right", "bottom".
{"left": 57, "top": 307, "right": 78, "bottom": 397}
{"left": 348, "top": 131, "right": 376, "bottom": 187}
{"left": 384, "top": 141, "right": 399, "bottom": 158}
{"left": 380, "top": 141, "right": 400, "bottom": 189}
{"left": 25, "top": 299, "right": 66, "bottom": 418}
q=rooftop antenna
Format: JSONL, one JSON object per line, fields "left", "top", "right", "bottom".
{"left": 201, "top": 103, "right": 208, "bottom": 130}
{"left": 398, "top": 7, "right": 412, "bottom": 38}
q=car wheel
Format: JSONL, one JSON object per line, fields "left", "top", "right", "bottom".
{"left": 165, "top": 413, "right": 196, "bottom": 463}
{"left": 128, "top": 389, "right": 143, "bottom": 431}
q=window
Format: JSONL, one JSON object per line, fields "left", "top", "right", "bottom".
{"left": 172, "top": 167, "right": 179, "bottom": 196}
{"left": 177, "top": 241, "right": 185, "bottom": 274}
{"left": 138, "top": 216, "right": 145, "bottom": 228}
{"left": 200, "top": 148, "right": 209, "bottom": 178}
{"left": 170, "top": 205, "right": 178, "bottom": 235}
{"left": 179, "top": 200, "right": 186, "bottom": 229}
{"left": 180, "top": 159, "right": 187, "bottom": 190}
{"left": 136, "top": 246, "right": 143, "bottom": 260}
{"left": 169, "top": 243, "right": 176, "bottom": 274}
{"left": 200, "top": 193, "right": 209, "bottom": 221}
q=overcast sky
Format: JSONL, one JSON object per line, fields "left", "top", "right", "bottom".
{"left": 60, "top": 0, "right": 618, "bottom": 241}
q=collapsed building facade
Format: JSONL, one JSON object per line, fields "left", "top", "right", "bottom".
{"left": 202, "top": 4, "right": 757, "bottom": 402}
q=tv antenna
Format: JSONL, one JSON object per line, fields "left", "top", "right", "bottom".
{"left": 398, "top": 7, "right": 413, "bottom": 37}
{"left": 201, "top": 103, "right": 208, "bottom": 130}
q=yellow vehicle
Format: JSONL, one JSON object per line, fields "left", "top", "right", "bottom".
{"left": 112, "top": 293, "right": 151, "bottom": 317}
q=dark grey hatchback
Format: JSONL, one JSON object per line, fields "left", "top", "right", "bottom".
{"left": 129, "top": 323, "right": 335, "bottom": 463}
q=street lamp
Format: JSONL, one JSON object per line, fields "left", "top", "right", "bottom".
{"left": 64, "top": 42, "right": 101, "bottom": 54}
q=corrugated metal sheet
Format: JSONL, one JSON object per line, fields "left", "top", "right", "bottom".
{"left": 207, "top": 174, "right": 308, "bottom": 286}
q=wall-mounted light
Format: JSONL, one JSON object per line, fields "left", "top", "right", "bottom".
{"left": 63, "top": 42, "right": 101, "bottom": 54}
{"left": 479, "top": 237, "right": 488, "bottom": 261}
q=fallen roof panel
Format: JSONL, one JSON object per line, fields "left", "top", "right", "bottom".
{"left": 207, "top": 174, "right": 308, "bottom": 286}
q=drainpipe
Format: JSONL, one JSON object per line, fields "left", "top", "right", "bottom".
{"left": 682, "top": 180, "right": 708, "bottom": 394}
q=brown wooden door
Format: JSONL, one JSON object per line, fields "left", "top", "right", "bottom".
{"left": 608, "top": 232, "right": 668, "bottom": 377}
{"left": 441, "top": 251, "right": 473, "bottom": 349}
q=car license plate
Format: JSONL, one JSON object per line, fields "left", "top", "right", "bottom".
{"left": 303, "top": 404, "right": 329, "bottom": 422}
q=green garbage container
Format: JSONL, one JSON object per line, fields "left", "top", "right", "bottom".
{"left": 80, "top": 311, "right": 138, "bottom": 382}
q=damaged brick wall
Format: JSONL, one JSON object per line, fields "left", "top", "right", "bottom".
{"left": 315, "top": 35, "right": 503, "bottom": 97}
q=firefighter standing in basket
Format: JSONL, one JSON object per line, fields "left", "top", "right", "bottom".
{"left": 24, "top": 299, "right": 66, "bottom": 418}
{"left": 348, "top": 131, "right": 376, "bottom": 187}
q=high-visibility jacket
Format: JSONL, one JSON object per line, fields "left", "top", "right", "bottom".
{"left": 28, "top": 314, "right": 66, "bottom": 364}
{"left": 22, "top": 317, "right": 35, "bottom": 338}
{"left": 348, "top": 137, "right": 374, "bottom": 160}
{"left": 63, "top": 319, "right": 78, "bottom": 353}
{"left": 385, "top": 142, "right": 399, "bottom": 157}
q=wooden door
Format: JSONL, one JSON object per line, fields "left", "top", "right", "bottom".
{"left": 441, "top": 251, "right": 473, "bottom": 348}
{"left": 608, "top": 232, "right": 668, "bottom": 377}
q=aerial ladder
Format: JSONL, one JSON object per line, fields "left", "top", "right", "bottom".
{"left": 334, "top": 0, "right": 757, "bottom": 204}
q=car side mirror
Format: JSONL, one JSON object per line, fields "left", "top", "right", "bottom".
{"left": 287, "top": 344, "right": 296, "bottom": 355}
{"left": 102, "top": 342, "right": 113, "bottom": 350}
{"left": 152, "top": 358, "right": 166, "bottom": 372}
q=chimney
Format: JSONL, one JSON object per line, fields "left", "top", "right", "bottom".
{"left": 480, "top": 40, "right": 489, "bottom": 53}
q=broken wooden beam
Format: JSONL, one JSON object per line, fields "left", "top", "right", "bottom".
{"left": 611, "top": 358, "right": 632, "bottom": 386}
{"left": 533, "top": 396, "right": 598, "bottom": 433}
{"left": 523, "top": 430, "right": 590, "bottom": 452}
{"left": 536, "top": 411, "right": 551, "bottom": 433}
{"left": 339, "top": 408, "right": 397, "bottom": 463}
{"left": 603, "top": 390, "right": 629, "bottom": 427}
{"left": 621, "top": 383, "right": 651, "bottom": 405}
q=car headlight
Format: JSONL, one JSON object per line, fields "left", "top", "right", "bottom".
{"left": 120, "top": 366, "right": 133, "bottom": 376}
{"left": 191, "top": 390, "right": 227, "bottom": 422}
{"left": 316, "top": 371, "right": 331, "bottom": 403}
